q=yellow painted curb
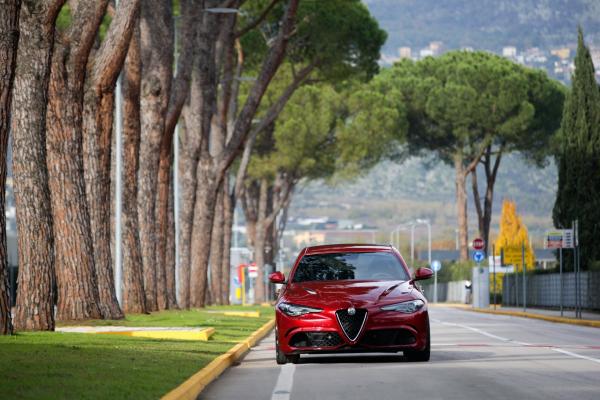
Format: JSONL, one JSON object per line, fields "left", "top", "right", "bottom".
{"left": 444, "top": 304, "right": 600, "bottom": 328}
{"left": 161, "top": 319, "right": 276, "bottom": 400}
{"left": 99, "top": 327, "right": 215, "bottom": 341}
{"left": 221, "top": 311, "right": 261, "bottom": 318}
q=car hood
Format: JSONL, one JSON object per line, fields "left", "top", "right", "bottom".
{"left": 282, "top": 280, "right": 418, "bottom": 309}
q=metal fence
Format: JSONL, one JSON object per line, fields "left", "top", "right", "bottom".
{"left": 502, "top": 271, "right": 600, "bottom": 311}
{"left": 422, "top": 280, "right": 470, "bottom": 304}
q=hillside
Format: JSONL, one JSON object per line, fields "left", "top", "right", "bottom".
{"left": 290, "top": 154, "right": 557, "bottom": 246}
{"left": 363, "top": 0, "right": 600, "bottom": 53}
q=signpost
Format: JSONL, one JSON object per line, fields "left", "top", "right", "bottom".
{"left": 471, "top": 238, "right": 487, "bottom": 309}
{"left": 472, "top": 238, "right": 485, "bottom": 251}
{"left": 248, "top": 264, "right": 258, "bottom": 278}
{"left": 472, "top": 250, "right": 485, "bottom": 264}
{"left": 431, "top": 260, "right": 441, "bottom": 303}
{"left": 544, "top": 228, "right": 576, "bottom": 317}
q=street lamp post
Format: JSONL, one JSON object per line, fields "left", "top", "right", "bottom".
{"left": 114, "top": 0, "right": 123, "bottom": 305}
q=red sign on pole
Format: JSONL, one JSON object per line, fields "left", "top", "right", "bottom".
{"left": 472, "top": 238, "right": 485, "bottom": 251}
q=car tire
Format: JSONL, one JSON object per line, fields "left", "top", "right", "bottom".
{"left": 275, "top": 328, "right": 300, "bottom": 365}
{"left": 404, "top": 321, "right": 430, "bottom": 362}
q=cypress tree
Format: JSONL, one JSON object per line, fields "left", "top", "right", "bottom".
{"left": 552, "top": 28, "right": 600, "bottom": 270}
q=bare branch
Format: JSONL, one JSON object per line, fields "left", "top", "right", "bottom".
{"left": 92, "top": 0, "right": 141, "bottom": 91}
{"left": 235, "top": 0, "right": 282, "bottom": 38}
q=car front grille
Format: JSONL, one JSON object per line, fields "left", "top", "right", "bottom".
{"left": 336, "top": 309, "right": 367, "bottom": 341}
{"left": 359, "top": 329, "right": 416, "bottom": 347}
{"left": 289, "top": 332, "right": 343, "bottom": 348}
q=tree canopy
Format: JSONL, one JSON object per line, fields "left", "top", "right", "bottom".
{"left": 553, "top": 28, "right": 600, "bottom": 270}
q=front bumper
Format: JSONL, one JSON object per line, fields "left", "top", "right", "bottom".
{"left": 276, "top": 306, "right": 429, "bottom": 355}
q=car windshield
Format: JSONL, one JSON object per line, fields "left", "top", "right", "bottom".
{"left": 292, "top": 251, "right": 409, "bottom": 283}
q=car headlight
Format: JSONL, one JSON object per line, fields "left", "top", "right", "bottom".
{"left": 278, "top": 302, "right": 323, "bottom": 317}
{"left": 380, "top": 299, "right": 425, "bottom": 313}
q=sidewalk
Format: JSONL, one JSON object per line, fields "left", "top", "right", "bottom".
{"left": 492, "top": 306, "right": 600, "bottom": 321}
{"left": 438, "top": 303, "right": 600, "bottom": 328}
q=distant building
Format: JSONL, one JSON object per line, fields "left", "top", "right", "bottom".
{"left": 551, "top": 47, "right": 571, "bottom": 60}
{"left": 419, "top": 48, "right": 434, "bottom": 58}
{"left": 429, "top": 41, "right": 444, "bottom": 55}
{"left": 398, "top": 46, "right": 412, "bottom": 59}
{"left": 502, "top": 46, "right": 517, "bottom": 58}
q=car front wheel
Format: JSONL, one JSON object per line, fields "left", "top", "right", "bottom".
{"left": 275, "top": 328, "right": 300, "bottom": 365}
{"left": 404, "top": 321, "right": 430, "bottom": 362}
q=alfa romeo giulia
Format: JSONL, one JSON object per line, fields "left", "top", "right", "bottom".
{"left": 269, "top": 244, "right": 433, "bottom": 364}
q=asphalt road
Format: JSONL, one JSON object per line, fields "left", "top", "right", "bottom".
{"left": 200, "top": 306, "right": 600, "bottom": 400}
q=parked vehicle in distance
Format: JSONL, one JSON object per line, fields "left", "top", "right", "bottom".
{"left": 270, "top": 243, "right": 433, "bottom": 364}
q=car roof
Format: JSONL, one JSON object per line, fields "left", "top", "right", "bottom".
{"left": 303, "top": 243, "right": 393, "bottom": 255}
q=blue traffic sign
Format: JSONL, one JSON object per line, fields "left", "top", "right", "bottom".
{"left": 473, "top": 250, "right": 485, "bottom": 264}
{"left": 431, "top": 260, "right": 442, "bottom": 272}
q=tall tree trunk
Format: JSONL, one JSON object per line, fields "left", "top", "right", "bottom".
{"left": 121, "top": 23, "right": 147, "bottom": 314}
{"left": 178, "top": 74, "right": 202, "bottom": 309}
{"left": 221, "top": 179, "right": 233, "bottom": 305}
{"left": 138, "top": 0, "right": 173, "bottom": 311}
{"left": 81, "top": 0, "right": 139, "bottom": 320}
{"left": 47, "top": 51, "right": 101, "bottom": 321}
{"left": 165, "top": 171, "right": 178, "bottom": 308}
{"left": 471, "top": 145, "right": 503, "bottom": 256}
{"left": 186, "top": 0, "right": 300, "bottom": 307}
{"left": 154, "top": 2, "right": 200, "bottom": 297}
{"left": 209, "top": 187, "right": 224, "bottom": 305}
{"left": 253, "top": 178, "right": 269, "bottom": 304}
{"left": 0, "top": 0, "right": 21, "bottom": 335}
{"left": 46, "top": 1, "right": 112, "bottom": 321}
{"left": 189, "top": 161, "right": 219, "bottom": 308}
{"left": 11, "top": 0, "right": 64, "bottom": 331}
{"left": 454, "top": 151, "right": 469, "bottom": 261}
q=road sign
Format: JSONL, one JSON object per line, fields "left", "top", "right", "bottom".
{"left": 431, "top": 260, "right": 442, "bottom": 272}
{"left": 472, "top": 250, "right": 485, "bottom": 264}
{"left": 248, "top": 264, "right": 258, "bottom": 278}
{"left": 545, "top": 229, "right": 574, "bottom": 249}
{"left": 502, "top": 247, "right": 523, "bottom": 266}
{"left": 472, "top": 237, "right": 485, "bottom": 251}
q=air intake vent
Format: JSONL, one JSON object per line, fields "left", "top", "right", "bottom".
{"left": 336, "top": 309, "right": 367, "bottom": 341}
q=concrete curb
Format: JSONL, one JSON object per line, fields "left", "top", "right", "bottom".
{"left": 161, "top": 319, "right": 276, "bottom": 400}
{"left": 444, "top": 304, "right": 600, "bottom": 328}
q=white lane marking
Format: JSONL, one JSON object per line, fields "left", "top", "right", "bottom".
{"left": 552, "top": 348, "right": 600, "bottom": 365}
{"left": 271, "top": 364, "right": 296, "bottom": 400}
{"left": 433, "top": 318, "right": 600, "bottom": 366}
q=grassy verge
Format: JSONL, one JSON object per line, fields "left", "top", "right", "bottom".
{"left": 0, "top": 305, "right": 274, "bottom": 400}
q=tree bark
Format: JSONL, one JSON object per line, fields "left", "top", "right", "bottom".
{"left": 165, "top": 171, "right": 178, "bottom": 309}
{"left": 189, "top": 159, "right": 219, "bottom": 308}
{"left": 154, "top": 0, "right": 199, "bottom": 310}
{"left": 209, "top": 187, "right": 224, "bottom": 305}
{"left": 82, "top": 0, "right": 139, "bottom": 320}
{"left": 46, "top": 0, "right": 113, "bottom": 321}
{"left": 253, "top": 178, "right": 269, "bottom": 304}
{"left": 454, "top": 151, "right": 469, "bottom": 261}
{"left": 11, "top": 0, "right": 64, "bottom": 331}
{"left": 186, "top": 0, "right": 299, "bottom": 307}
{"left": 471, "top": 145, "right": 503, "bottom": 256}
{"left": 221, "top": 177, "right": 233, "bottom": 305}
{"left": 178, "top": 75, "right": 202, "bottom": 309}
{"left": 138, "top": 0, "right": 173, "bottom": 311}
{"left": 121, "top": 22, "right": 147, "bottom": 314}
{"left": 0, "top": 0, "right": 21, "bottom": 335}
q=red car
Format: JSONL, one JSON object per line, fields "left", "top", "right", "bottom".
{"left": 269, "top": 244, "right": 433, "bottom": 364}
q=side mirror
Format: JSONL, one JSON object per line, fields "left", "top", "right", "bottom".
{"left": 269, "top": 271, "right": 286, "bottom": 284}
{"left": 414, "top": 267, "right": 433, "bottom": 281}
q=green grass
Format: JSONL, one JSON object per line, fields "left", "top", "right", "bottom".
{"left": 0, "top": 305, "right": 274, "bottom": 400}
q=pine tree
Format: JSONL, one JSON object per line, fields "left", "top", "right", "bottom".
{"left": 552, "top": 28, "right": 600, "bottom": 271}
{"left": 495, "top": 200, "right": 535, "bottom": 271}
